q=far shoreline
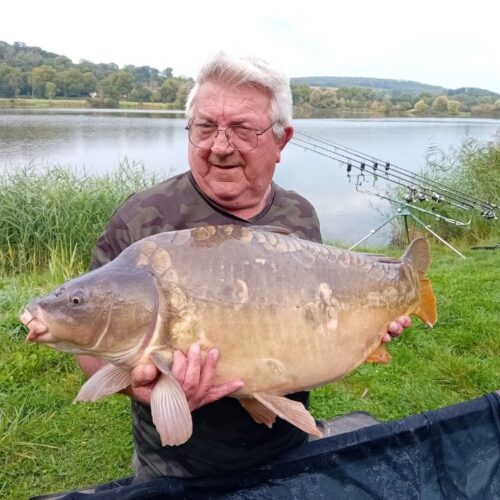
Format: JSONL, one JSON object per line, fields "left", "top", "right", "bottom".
{"left": 2, "top": 98, "right": 499, "bottom": 120}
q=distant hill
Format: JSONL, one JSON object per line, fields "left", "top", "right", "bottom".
{"left": 290, "top": 76, "right": 498, "bottom": 98}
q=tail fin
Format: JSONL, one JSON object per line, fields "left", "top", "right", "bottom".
{"left": 402, "top": 238, "right": 437, "bottom": 327}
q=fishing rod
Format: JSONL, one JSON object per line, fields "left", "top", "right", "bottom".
{"left": 295, "top": 132, "right": 492, "bottom": 210}
{"left": 292, "top": 131, "right": 498, "bottom": 220}
{"left": 291, "top": 135, "right": 473, "bottom": 213}
{"left": 293, "top": 131, "right": 497, "bottom": 214}
{"left": 354, "top": 178, "right": 471, "bottom": 227}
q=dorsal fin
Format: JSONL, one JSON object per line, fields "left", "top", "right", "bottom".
{"left": 401, "top": 238, "right": 430, "bottom": 273}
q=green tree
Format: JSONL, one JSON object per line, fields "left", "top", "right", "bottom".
{"left": 113, "top": 71, "right": 134, "bottom": 98}
{"left": 29, "top": 65, "right": 57, "bottom": 97}
{"left": 98, "top": 74, "right": 121, "bottom": 101}
{"left": 381, "top": 95, "right": 392, "bottom": 114}
{"left": 447, "top": 99, "right": 460, "bottom": 115}
{"left": 431, "top": 95, "right": 449, "bottom": 113}
{"left": 414, "top": 99, "right": 428, "bottom": 114}
{"left": 158, "top": 77, "right": 181, "bottom": 103}
{"left": 174, "top": 81, "right": 193, "bottom": 108}
{"left": 291, "top": 84, "right": 312, "bottom": 105}
{"left": 59, "top": 68, "right": 86, "bottom": 97}
{"left": 81, "top": 72, "right": 97, "bottom": 95}
{"left": 45, "top": 81, "right": 56, "bottom": 99}
{"left": 129, "top": 86, "right": 153, "bottom": 103}
{"left": 98, "top": 71, "right": 134, "bottom": 101}
{"left": 0, "top": 63, "right": 22, "bottom": 97}
{"left": 309, "top": 87, "right": 338, "bottom": 108}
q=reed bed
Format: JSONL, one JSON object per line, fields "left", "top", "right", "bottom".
{"left": 391, "top": 135, "right": 500, "bottom": 245}
{"left": 0, "top": 160, "right": 163, "bottom": 277}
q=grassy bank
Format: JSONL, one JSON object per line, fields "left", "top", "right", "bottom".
{"left": 1, "top": 243, "right": 499, "bottom": 498}
{"left": 0, "top": 98, "right": 183, "bottom": 111}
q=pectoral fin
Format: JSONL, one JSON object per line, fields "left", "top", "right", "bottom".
{"left": 366, "top": 344, "right": 392, "bottom": 363}
{"left": 150, "top": 350, "right": 193, "bottom": 446}
{"left": 239, "top": 397, "right": 277, "bottom": 428}
{"left": 74, "top": 363, "right": 131, "bottom": 402}
{"left": 252, "top": 392, "right": 322, "bottom": 438}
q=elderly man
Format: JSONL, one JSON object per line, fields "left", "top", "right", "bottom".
{"left": 78, "top": 53, "right": 410, "bottom": 480}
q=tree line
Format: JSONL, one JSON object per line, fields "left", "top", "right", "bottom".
{"left": 1, "top": 41, "right": 499, "bottom": 116}
{"left": 0, "top": 41, "right": 193, "bottom": 107}
{"left": 291, "top": 84, "right": 500, "bottom": 117}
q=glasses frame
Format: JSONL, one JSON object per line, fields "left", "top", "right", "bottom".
{"left": 185, "top": 120, "right": 276, "bottom": 152}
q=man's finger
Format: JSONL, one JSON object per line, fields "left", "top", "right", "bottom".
{"left": 387, "top": 321, "right": 403, "bottom": 337}
{"left": 199, "top": 380, "right": 244, "bottom": 407}
{"left": 171, "top": 350, "right": 187, "bottom": 384}
{"left": 397, "top": 315, "right": 412, "bottom": 328}
{"left": 132, "top": 363, "right": 159, "bottom": 387}
{"left": 197, "top": 349, "right": 219, "bottom": 393}
{"left": 183, "top": 343, "right": 201, "bottom": 393}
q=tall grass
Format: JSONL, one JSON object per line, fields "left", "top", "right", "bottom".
{"left": 0, "top": 160, "right": 163, "bottom": 276}
{"left": 390, "top": 135, "right": 500, "bottom": 245}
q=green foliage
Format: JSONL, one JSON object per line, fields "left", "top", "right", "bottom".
{"left": 291, "top": 84, "right": 311, "bottom": 105}
{"left": 45, "top": 81, "right": 56, "bottom": 100}
{"left": 290, "top": 76, "right": 499, "bottom": 117}
{"left": 431, "top": 95, "right": 449, "bottom": 113}
{"left": 390, "top": 137, "right": 500, "bottom": 244}
{"left": 29, "top": 65, "right": 57, "bottom": 97}
{"left": 0, "top": 41, "right": 192, "bottom": 105}
{"left": 0, "top": 161, "right": 164, "bottom": 275}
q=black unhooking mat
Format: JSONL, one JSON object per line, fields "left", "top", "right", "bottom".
{"left": 35, "top": 392, "right": 500, "bottom": 500}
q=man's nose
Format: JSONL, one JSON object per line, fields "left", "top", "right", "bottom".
{"left": 211, "top": 129, "right": 234, "bottom": 154}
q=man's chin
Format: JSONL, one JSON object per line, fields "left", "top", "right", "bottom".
{"left": 206, "top": 180, "right": 245, "bottom": 202}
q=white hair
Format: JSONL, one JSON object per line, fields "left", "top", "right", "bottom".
{"left": 185, "top": 52, "right": 292, "bottom": 140}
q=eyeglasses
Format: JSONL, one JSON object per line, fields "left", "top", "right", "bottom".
{"left": 185, "top": 121, "right": 275, "bottom": 152}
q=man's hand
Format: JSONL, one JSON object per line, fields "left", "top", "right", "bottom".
{"left": 382, "top": 315, "right": 412, "bottom": 343}
{"left": 128, "top": 344, "right": 244, "bottom": 410}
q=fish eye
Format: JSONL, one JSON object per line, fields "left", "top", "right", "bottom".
{"left": 69, "top": 291, "right": 85, "bottom": 306}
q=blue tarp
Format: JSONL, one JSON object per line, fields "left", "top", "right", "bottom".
{"left": 35, "top": 392, "right": 500, "bottom": 500}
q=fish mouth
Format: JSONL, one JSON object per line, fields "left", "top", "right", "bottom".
{"left": 20, "top": 308, "right": 54, "bottom": 343}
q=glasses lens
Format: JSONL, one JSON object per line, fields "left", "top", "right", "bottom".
{"left": 188, "top": 123, "right": 258, "bottom": 151}
{"left": 189, "top": 123, "right": 217, "bottom": 149}
{"left": 226, "top": 126, "right": 258, "bottom": 152}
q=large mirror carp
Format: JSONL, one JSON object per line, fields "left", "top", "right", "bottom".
{"left": 21, "top": 225, "right": 436, "bottom": 446}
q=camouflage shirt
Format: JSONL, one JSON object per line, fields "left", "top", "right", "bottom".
{"left": 90, "top": 171, "right": 322, "bottom": 478}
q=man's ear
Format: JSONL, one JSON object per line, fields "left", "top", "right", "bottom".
{"left": 276, "top": 126, "right": 294, "bottom": 164}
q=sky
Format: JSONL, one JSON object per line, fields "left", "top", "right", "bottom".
{"left": 2, "top": 0, "right": 499, "bottom": 94}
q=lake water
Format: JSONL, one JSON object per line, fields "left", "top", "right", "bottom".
{"left": 1, "top": 109, "right": 498, "bottom": 244}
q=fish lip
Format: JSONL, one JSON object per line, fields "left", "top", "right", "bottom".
{"left": 21, "top": 307, "right": 51, "bottom": 342}
{"left": 26, "top": 329, "right": 52, "bottom": 342}
{"left": 20, "top": 308, "right": 33, "bottom": 326}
